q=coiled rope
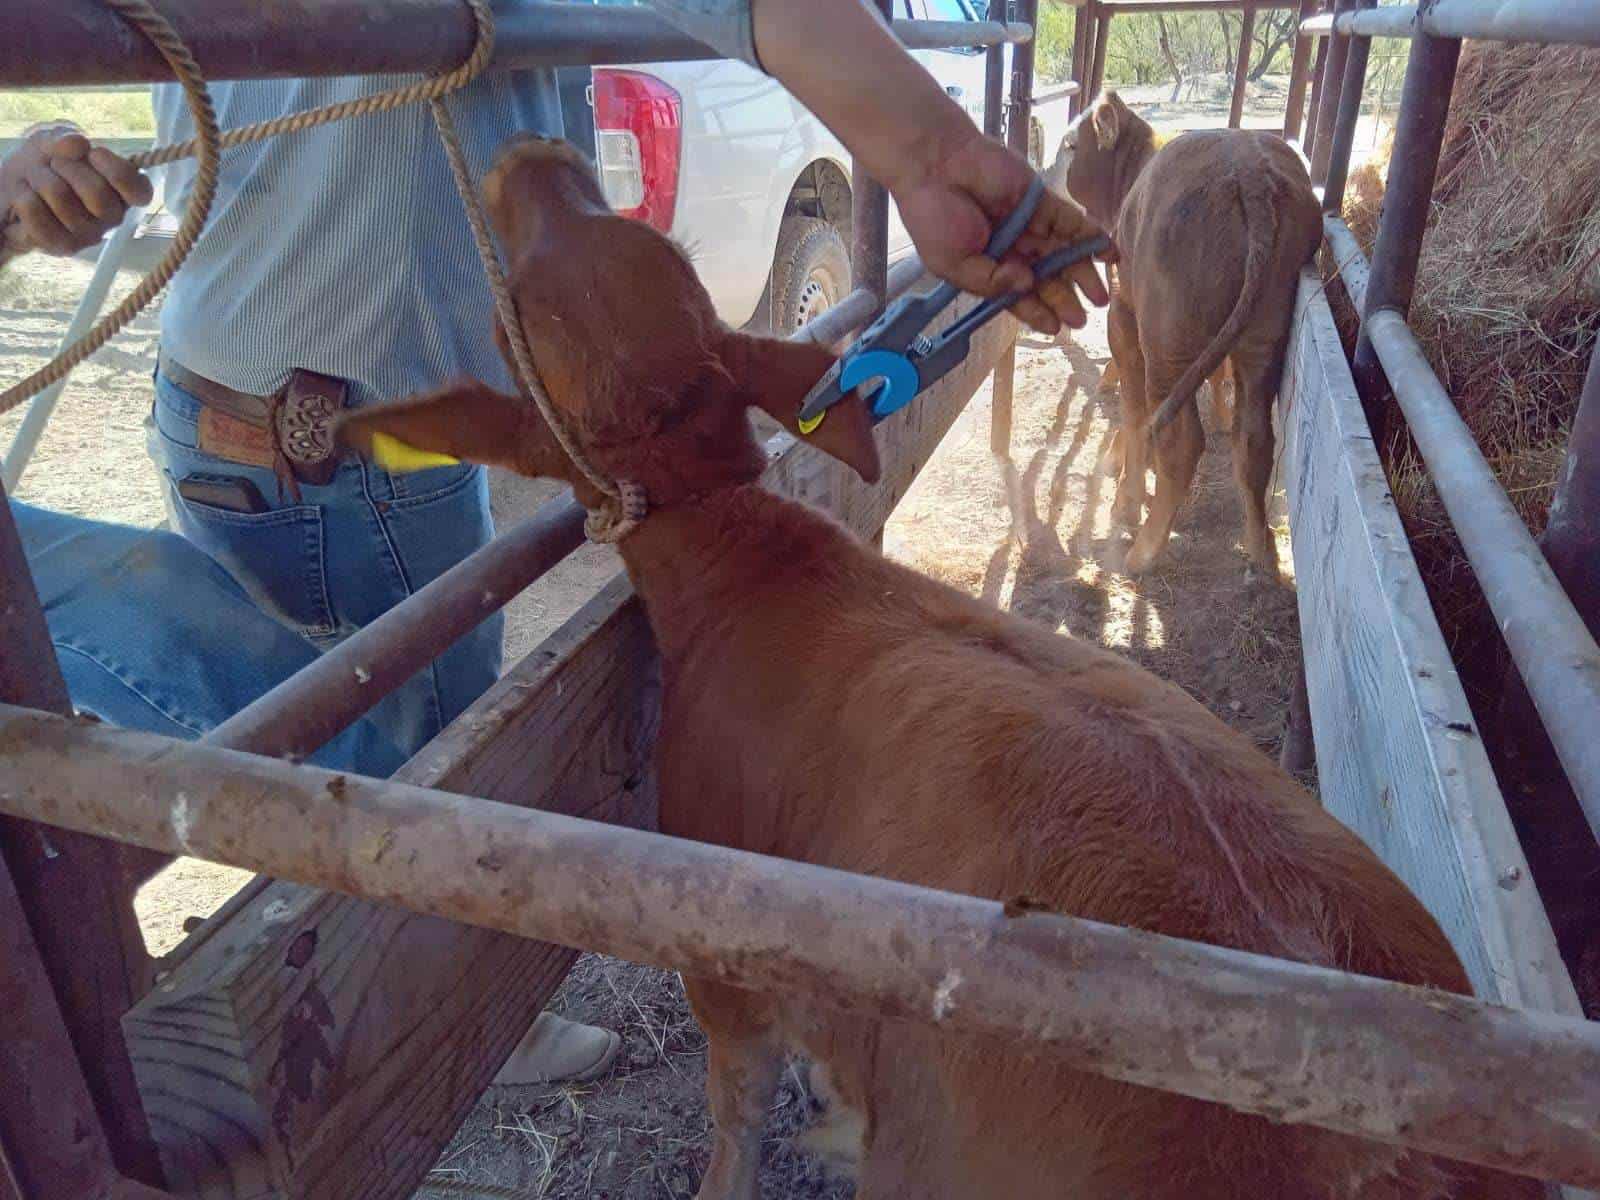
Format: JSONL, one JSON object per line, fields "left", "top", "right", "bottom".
{"left": 1, "top": 0, "right": 644, "bottom": 540}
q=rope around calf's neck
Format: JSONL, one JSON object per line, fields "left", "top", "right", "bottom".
{"left": 427, "top": 97, "right": 646, "bottom": 543}
{"left": 2, "top": 0, "right": 645, "bottom": 542}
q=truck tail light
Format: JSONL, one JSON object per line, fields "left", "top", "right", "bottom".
{"left": 591, "top": 69, "right": 682, "bottom": 234}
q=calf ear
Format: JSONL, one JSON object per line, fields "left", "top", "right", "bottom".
{"left": 1092, "top": 93, "right": 1124, "bottom": 151}
{"left": 720, "top": 331, "right": 882, "bottom": 484}
{"left": 337, "top": 378, "right": 547, "bottom": 477}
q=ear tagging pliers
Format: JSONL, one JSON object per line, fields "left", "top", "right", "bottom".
{"left": 796, "top": 176, "right": 1112, "bottom": 434}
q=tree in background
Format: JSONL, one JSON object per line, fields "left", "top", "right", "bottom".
{"left": 1033, "top": 2, "right": 1302, "bottom": 94}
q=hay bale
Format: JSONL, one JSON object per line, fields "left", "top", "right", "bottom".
{"left": 1338, "top": 43, "right": 1600, "bottom": 658}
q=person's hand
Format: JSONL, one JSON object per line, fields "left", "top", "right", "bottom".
{"left": 889, "top": 128, "right": 1115, "bottom": 336}
{"left": 0, "top": 123, "right": 153, "bottom": 261}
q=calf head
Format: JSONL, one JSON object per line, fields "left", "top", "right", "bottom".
{"left": 1056, "top": 91, "right": 1156, "bottom": 229}
{"left": 339, "top": 136, "right": 880, "bottom": 506}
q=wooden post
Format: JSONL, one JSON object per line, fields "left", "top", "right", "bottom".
{"left": 1229, "top": 4, "right": 1258, "bottom": 128}
{"left": 1283, "top": 0, "right": 1320, "bottom": 141}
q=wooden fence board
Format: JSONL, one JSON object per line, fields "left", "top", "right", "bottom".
{"left": 1281, "top": 268, "right": 1579, "bottom": 1018}
{"left": 124, "top": 304, "right": 1012, "bottom": 1199}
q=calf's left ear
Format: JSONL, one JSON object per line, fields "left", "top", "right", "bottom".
{"left": 719, "top": 331, "right": 882, "bottom": 485}
{"left": 337, "top": 378, "right": 558, "bottom": 478}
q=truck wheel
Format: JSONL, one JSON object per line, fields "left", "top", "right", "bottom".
{"left": 770, "top": 216, "right": 851, "bottom": 337}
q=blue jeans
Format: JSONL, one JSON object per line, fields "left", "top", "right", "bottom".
{"left": 144, "top": 369, "right": 503, "bottom": 766}
{"left": 15, "top": 501, "right": 406, "bottom": 774}
{"left": 13, "top": 370, "right": 502, "bottom": 778}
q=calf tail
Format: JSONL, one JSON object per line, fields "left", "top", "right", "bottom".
{"left": 1147, "top": 178, "right": 1278, "bottom": 436}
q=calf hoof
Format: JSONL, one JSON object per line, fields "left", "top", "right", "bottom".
{"left": 1123, "top": 541, "right": 1162, "bottom": 576}
{"left": 1244, "top": 561, "right": 1281, "bottom": 589}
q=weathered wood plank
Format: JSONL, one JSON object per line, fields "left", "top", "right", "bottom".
{"left": 124, "top": 573, "right": 658, "bottom": 1199}
{"left": 1281, "top": 267, "right": 1579, "bottom": 1018}
{"left": 125, "top": 302, "right": 1013, "bottom": 1200}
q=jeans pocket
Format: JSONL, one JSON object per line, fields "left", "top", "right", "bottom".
{"left": 377, "top": 464, "right": 494, "bottom": 594}
{"left": 164, "top": 486, "right": 336, "bottom": 640}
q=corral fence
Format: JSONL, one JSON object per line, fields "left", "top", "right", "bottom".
{"left": 1, "top": 3, "right": 1599, "bottom": 1200}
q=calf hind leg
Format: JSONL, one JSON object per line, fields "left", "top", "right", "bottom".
{"left": 686, "top": 978, "right": 785, "bottom": 1200}
{"left": 1230, "top": 347, "right": 1285, "bottom": 581}
{"left": 1107, "top": 300, "right": 1147, "bottom": 528}
{"left": 1124, "top": 362, "right": 1204, "bottom": 576}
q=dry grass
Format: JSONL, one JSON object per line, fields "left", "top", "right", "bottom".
{"left": 1339, "top": 43, "right": 1600, "bottom": 668}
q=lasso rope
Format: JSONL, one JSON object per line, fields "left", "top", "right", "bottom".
{"left": 1, "top": 0, "right": 644, "bottom": 541}
{"left": 0, "top": 0, "right": 219, "bottom": 417}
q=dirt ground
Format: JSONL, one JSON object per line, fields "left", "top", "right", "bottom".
{"left": 1, "top": 89, "right": 1304, "bottom": 1200}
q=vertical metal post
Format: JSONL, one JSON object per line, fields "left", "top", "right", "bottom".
{"left": 985, "top": 39, "right": 1007, "bottom": 140}
{"left": 1309, "top": 0, "right": 1354, "bottom": 182}
{"left": 1282, "top": 0, "right": 1320, "bottom": 142}
{"left": 0, "top": 483, "right": 165, "bottom": 1188}
{"left": 1089, "top": 8, "right": 1112, "bottom": 101}
{"left": 851, "top": 0, "right": 894, "bottom": 323}
{"left": 993, "top": 0, "right": 1040, "bottom": 460}
{"left": 1303, "top": 31, "right": 1332, "bottom": 159}
{"left": 1541, "top": 342, "right": 1600, "bottom": 643}
{"left": 1068, "top": 1, "right": 1092, "bottom": 119}
{"left": 1321, "top": 0, "right": 1376, "bottom": 212}
{"left": 1349, "top": 28, "right": 1461, "bottom": 437}
{"left": 1228, "top": 3, "right": 1258, "bottom": 129}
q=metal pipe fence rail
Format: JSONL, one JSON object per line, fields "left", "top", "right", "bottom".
{"left": 2, "top": 704, "right": 1600, "bottom": 1190}
{"left": 8, "top": 3, "right": 1035, "bottom": 86}
{"left": 1300, "top": 0, "right": 1600, "bottom": 841}
{"left": 1302, "top": 0, "right": 1600, "bottom": 45}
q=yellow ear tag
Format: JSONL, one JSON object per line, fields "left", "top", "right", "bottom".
{"left": 370, "top": 432, "right": 460, "bottom": 473}
{"left": 796, "top": 410, "right": 826, "bottom": 436}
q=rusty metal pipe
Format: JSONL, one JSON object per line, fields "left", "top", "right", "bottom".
{"left": 205, "top": 496, "right": 587, "bottom": 760}
{"left": 1227, "top": 4, "right": 1258, "bottom": 129}
{"left": 3, "top": 705, "right": 1600, "bottom": 1188}
{"left": 1282, "top": 0, "right": 1320, "bottom": 142}
{"left": 1308, "top": 2, "right": 1600, "bottom": 46}
{"left": 6, "top": 4, "right": 1035, "bottom": 87}
{"left": 1320, "top": 0, "right": 1375, "bottom": 211}
{"left": 1349, "top": 24, "right": 1458, "bottom": 436}
{"left": 985, "top": 41, "right": 1008, "bottom": 139}
{"left": 798, "top": 257, "right": 925, "bottom": 350}
{"left": 1089, "top": 11, "right": 1113, "bottom": 100}
{"left": 1309, "top": 0, "right": 1355, "bottom": 181}
{"left": 1031, "top": 83, "right": 1082, "bottom": 108}
{"left": 1100, "top": 0, "right": 1299, "bottom": 10}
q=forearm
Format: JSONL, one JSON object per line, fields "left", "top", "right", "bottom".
{"left": 644, "top": 0, "right": 974, "bottom": 192}
{"left": 751, "top": 0, "right": 972, "bottom": 191}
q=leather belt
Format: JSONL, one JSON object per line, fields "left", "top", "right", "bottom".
{"left": 158, "top": 352, "right": 349, "bottom": 494}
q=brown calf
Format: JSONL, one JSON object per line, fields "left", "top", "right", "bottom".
{"left": 341, "top": 137, "right": 1531, "bottom": 1200}
{"left": 1053, "top": 92, "right": 1322, "bottom": 578}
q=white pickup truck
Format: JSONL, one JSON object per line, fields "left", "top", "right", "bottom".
{"left": 84, "top": 2, "right": 1001, "bottom": 332}
{"left": 580, "top": 0, "right": 994, "bottom": 334}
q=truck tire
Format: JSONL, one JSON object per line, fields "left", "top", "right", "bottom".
{"left": 770, "top": 216, "right": 851, "bottom": 337}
